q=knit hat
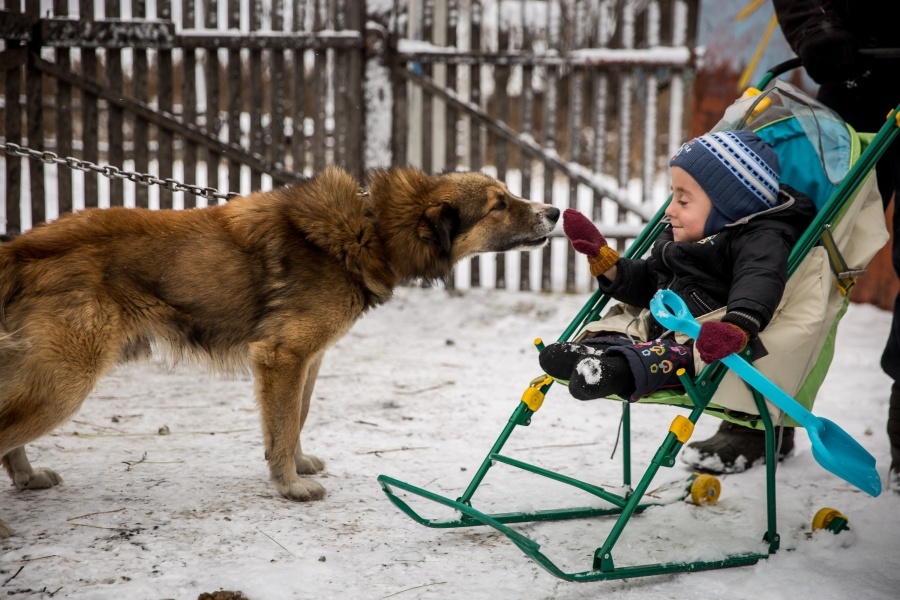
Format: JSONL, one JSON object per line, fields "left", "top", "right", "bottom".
{"left": 669, "top": 130, "right": 781, "bottom": 237}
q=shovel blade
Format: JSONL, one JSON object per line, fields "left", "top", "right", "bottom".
{"left": 809, "top": 418, "right": 882, "bottom": 497}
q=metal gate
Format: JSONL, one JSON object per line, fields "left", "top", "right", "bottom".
{"left": 0, "top": 0, "right": 698, "bottom": 293}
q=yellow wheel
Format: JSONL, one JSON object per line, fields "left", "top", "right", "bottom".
{"left": 812, "top": 507, "right": 847, "bottom": 532}
{"left": 690, "top": 474, "right": 721, "bottom": 505}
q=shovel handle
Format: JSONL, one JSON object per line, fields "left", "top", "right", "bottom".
{"left": 650, "top": 290, "right": 816, "bottom": 430}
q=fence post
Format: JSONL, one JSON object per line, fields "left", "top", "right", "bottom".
{"left": 344, "top": 0, "right": 365, "bottom": 179}
{"left": 25, "top": 0, "right": 44, "bottom": 225}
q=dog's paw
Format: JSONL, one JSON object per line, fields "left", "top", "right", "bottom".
{"left": 13, "top": 467, "right": 63, "bottom": 490}
{"left": 295, "top": 453, "right": 326, "bottom": 475}
{"left": 275, "top": 476, "right": 326, "bottom": 502}
{"left": 0, "top": 518, "right": 12, "bottom": 539}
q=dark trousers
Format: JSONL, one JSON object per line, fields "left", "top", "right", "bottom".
{"left": 818, "top": 86, "right": 900, "bottom": 381}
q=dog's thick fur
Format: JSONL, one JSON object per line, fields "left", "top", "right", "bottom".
{"left": 0, "top": 166, "right": 559, "bottom": 537}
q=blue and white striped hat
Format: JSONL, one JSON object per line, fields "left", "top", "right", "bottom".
{"left": 669, "top": 129, "right": 781, "bottom": 237}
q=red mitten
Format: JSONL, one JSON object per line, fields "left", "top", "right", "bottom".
{"left": 562, "top": 209, "right": 619, "bottom": 276}
{"left": 695, "top": 321, "right": 750, "bottom": 363}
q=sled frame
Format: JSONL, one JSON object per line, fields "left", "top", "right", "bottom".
{"left": 377, "top": 62, "right": 900, "bottom": 582}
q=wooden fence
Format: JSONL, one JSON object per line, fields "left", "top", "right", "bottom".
{"left": 0, "top": 0, "right": 699, "bottom": 293}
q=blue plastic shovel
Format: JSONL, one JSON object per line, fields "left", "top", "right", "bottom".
{"left": 649, "top": 289, "right": 881, "bottom": 497}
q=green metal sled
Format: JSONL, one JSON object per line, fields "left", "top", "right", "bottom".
{"left": 377, "top": 60, "right": 900, "bottom": 582}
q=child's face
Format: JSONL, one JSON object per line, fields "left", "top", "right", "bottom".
{"left": 666, "top": 167, "right": 713, "bottom": 243}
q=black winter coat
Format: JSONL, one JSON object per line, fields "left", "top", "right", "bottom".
{"left": 598, "top": 186, "right": 817, "bottom": 341}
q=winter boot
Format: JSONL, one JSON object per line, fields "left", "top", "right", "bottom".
{"left": 568, "top": 354, "right": 636, "bottom": 400}
{"left": 681, "top": 420, "right": 795, "bottom": 474}
{"left": 889, "top": 382, "right": 900, "bottom": 493}
{"left": 539, "top": 342, "right": 604, "bottom": 380}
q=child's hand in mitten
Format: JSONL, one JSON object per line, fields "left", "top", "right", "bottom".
{"left": 562, "top": 209, "right": 620, "bottom": 276}
{"left": 695, "top": 321, "right": 749, "bottom": 363}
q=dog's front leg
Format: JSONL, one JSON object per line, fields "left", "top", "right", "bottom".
{"left": 294, "top": 351, "right": 326, "bottom": 475}
{"left": 251, "top": 342, "right": 326, "bottom": 502}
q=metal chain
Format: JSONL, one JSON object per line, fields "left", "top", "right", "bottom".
{"left": 0, "top": 141, "right": 238, "bottom": 201}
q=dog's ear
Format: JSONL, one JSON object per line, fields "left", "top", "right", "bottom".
{"left": 419, "top": 202, "right": 459, "bottom": 254}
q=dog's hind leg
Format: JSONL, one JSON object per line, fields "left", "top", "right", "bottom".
{"left": 251, "top": 341, "right": 326, "bottom": 502}
{"left": 293, "top": 351, "right": 326, "bottom": 475}
{"left": 0, "top": 308, "right": 119, "bottom": 493}
{"left": 2, "top": 446, "right": 63, "bottom": 490}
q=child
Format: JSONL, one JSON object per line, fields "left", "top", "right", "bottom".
{"left": 540, "top": 129, "right": 817, "bottom": 402}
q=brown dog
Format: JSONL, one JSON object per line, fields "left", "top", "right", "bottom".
{"left": 0, "top": 166, "right": 559, "bottom": 537}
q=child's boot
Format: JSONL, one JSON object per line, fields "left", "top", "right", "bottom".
{"left": 539, "top": 342, "right": 604, "bottom": 381}
{"left": 682, "top": 421, "right": 794, "bottom": 474}
{"left": 568, "top": 354, "right": 636, "bottom": 400}
{"left": 889, "top": 382, "right": 900, "bottom": 493}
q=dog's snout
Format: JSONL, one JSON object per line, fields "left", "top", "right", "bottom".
{"left": 546, "top": 206, "right": 560, "bottom": 223}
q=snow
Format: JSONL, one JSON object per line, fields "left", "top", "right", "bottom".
{"left": 1, "top": 285, "right": 898, "bottom": 599}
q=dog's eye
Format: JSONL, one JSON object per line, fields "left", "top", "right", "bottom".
{"left": 491, "top": 199, "right": 507, "bottom": 212}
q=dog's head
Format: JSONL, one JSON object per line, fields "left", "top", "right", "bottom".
{"left": 368, "top": 168, "right": 560, "bottom": 283}
{"left": 424, "top": 171, "right": 559, "bottom": 261}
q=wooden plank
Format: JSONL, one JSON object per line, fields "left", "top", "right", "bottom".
{"left": 518, "top": 0, "right": 534, "bottom": 291}
{"left": 25, "top": 0, "right": 44, "bottom": 225}
{"left": 226, "top": 0, "right": 241, "bottom": 195}
{"left": 291, "top": 0, "right": 308, "bottom": 174}
{"left": 591, "top": 71, "right": 610, "bottom": 223}
{"left": 178, "top": 30, "right": 362, "bottom": 50}
{"left": 541, "top": 0, "right": 562, "bottom": 292}
{"left": 53, "top": 0, "right": 72, "bottom": 216}
{"left": 203, "top": 0, "right": 219, "bottom": 202}
{"left": 389, "top": 44, "right": 408, "bottom": 167}
{"left": 106, "top": 0, "right": 125, "bottom": 206}
{"left": 131, "top": 0, "right": 149, "bottom": 209}
{"left": 468, "top": 0, "right": 482, "bottom": 289}
{"left": 394, "top": 47, "right": 691, "bottom": 67}
{"left": 79, "top": 0, "right": 99, "bottom": 208}
{"left": 494, "top": 2, "right": 510, "bottom": 289}
{"left": 616, "top": 9, "right": 636, "bottom": 225}
{"left": 443, "top": 0, "right": 458, "bottom": 171}
{"left": 157, "top": 0, "right": 174, "bottom": 209}
{"left": 342, "top": 1, "right": 364, "bottom": 178}
{"left": 248, "top": 0, "right": 262, "bottom": 191}
{"left": 310, "top": 0, "right": 326, "bottom": 172}
{"left": 4, "top": 40, "right": 22, "bottom": 234}
{"left": 39, "top": 18, "right": 175, "bottom": 48}
{"left": 419, "top": 0, "right": 434, "bottom": 173}
{"left": 270, "top": 0, "right": 286, "bottom": 176}
{"left": 0, "top": 9, "right": 33, "bottom": 41}
{"left": 311, "top": 0, "right": 328, "bottom": 173}
{"left": 564, "top": 0, "right": 588, "bottom": 293}
{"left": 181, "top": 0, "right": 198, "bottom": 207}
{"left": 332, "top": 1, "right": 349, "bottom": 170}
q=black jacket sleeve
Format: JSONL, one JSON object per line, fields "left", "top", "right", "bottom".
{"left": 724, "top": 225, "right": 792, "bottom": 330}
{"left": 597, "top": 256, "right": 660, "bottom": 309}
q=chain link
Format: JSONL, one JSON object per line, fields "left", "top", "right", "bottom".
{"left": 0, "top": 141, "right": 238, "bottom": 201}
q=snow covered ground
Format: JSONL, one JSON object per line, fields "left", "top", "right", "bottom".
{"left": 1, "top": 286, "right": 898, "bottom": 600}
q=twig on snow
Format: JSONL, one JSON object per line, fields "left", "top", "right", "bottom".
{"left": 73, "top": 428, "right": 254, "bottom": 438}
{"left": 394, "top": 381, "right": 455, "bottom": 395}
{"left": 258, "top": 529, "right": 295, "bottom": 557}
{"left": 67, "top": 508, "right": 128, "bottom": 530}
{"left": 123, "top": 452, "right": 148, "bottom": 470}
{"left": 378, "top": 581, "right": 446, "bottom": 599}
{"left": 2, "top": 566, "right": 24, "bottom": 587}
{"left": 357, "top": 446, "right": 429, "bottom": 456}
